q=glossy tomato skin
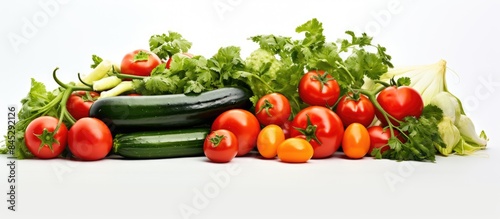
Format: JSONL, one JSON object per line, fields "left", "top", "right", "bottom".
{"left": 25, "top": 116, "right": 67, "bottom": 159}
{"left": 257, "top": 125, "right": 285, "bottom": 159}
{"left": 335, "top": 94, "right": 375, "bottom": 128}
{"left": 68, "top": 118, "right": 112, "bottom": 161}
{"left": 290, "top": 106, "right": 344, "bottom": 158}
{"left": 211, "top": 109, "right": 261, "bottom": 156}
{"left": 66, "top": 91, "right": 100, "bottom": 120}
{"left": 366, "top": 126, "right": 405, "bottom": 155}
{"left": 204, "top": 129, "right": 238, "bottom": 163}
{"left": 255, "top": 93, "right": 291, "bottom": 126}
{"left": 342, "top": 123, "right": 370, "bottom": 159}
{"left": 120, "top": 49, "right": 161, "bottom": 77}
{"left": 277, "top": 138, "right": 314, "bottom": 163}
{"left": 298, "top": 70, "right": 340, "bottom": 107}
{"left": 375, "top": 86, "right": 424, "bottom": 126}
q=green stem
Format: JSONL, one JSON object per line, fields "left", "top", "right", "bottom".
{"left": 373, "top": 80, "right": 390, "bottom": 87}
{"left": 112, "top": 72, "right": 147, "bottom": 80}
{"left": 335, "top": 61, "right": 356, "bottom": 82}
{"left": 78, "top": 73, "right": 94, "bottom": 88}
{"left": 53, "top": 68, "right": 94, "bottom": 91}
{"left": 356, "top": 89, "right": 401, "bottom": 138}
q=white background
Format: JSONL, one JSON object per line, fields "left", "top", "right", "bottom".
{"left": 1, "top": 0, "right": 499, "bottom": 218}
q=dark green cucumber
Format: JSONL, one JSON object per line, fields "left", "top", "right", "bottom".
{"left": 113, "top": 128, "right": 209, "bottom": 159}
{"left": 89, "top": 87, "right": 251, "bottom": 132}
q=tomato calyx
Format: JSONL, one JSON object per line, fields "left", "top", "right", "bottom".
{"left": 311, "top": 71, "right": 336, "bottom": 92}
{"left": 80, "top": 91, "right": 99, "bottom": 102}
{"left": 345, "top": 89, "right": 361, "bottom": 102}
{"left": 293, "top": 114, "right": 322, "bottom": 145}
{"left": 256, "top": 99, "right": 274, "bottom": 117}
{"left": 133, "top": 51, "right": 151, "bottom": 62}
{"left": 34, "top": 128, "right": 60, "bottom": 153}
{"left": 209, "top": 134, "right": 226, "bottom": 148}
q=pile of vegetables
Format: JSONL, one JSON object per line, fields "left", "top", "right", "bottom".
{"left": 1, "top": 18, "right": 488, "bottom": 163}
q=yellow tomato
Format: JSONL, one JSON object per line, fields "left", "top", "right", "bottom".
{"left": 277, "top": 138, "right": 314, "bottom": 163}
{"left": 257, "top": 125, "right": 285, "bottom": 158}
{"left": 342, "top": 123, "right": 370, "bottom": 159}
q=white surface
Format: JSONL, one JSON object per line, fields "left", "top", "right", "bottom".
{"left": 1, "top": 0, "right": 499, "bottom": 218}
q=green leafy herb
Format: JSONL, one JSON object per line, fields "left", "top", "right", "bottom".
{"left": 90, "top": 54, "right": 103, "bottom": 69}
{"left": 2, "top": 79, "right": 62, "bottom": 159}
{"left": 376, "top": 105, "right": 445, "bottom": 162}
{"left": 149, "top": 31, "right": 192, "bottom": 60}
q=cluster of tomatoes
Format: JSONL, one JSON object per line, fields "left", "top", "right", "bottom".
{"left": 24, "top": 49, "right": 167, "bottom": 160}
{"left": 203, "top": 70, "right": 424, "bottom": 163}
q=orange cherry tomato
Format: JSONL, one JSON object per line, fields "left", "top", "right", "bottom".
{"left": 342, "top": 123, "right": 370, "bottom": 159}
{"left": 277, "top": 138, "right": 314, "bottom": 163}
{"left": 257, "top": 125, "right": 285, "bottom": 159}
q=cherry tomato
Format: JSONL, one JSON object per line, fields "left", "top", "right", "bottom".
{"left": 298, "top": 70, "right": 340, "bottom": 107}
{"left": 66, "top": 91, "right": 100, "bottom": 120}
{"left": 257, "top": 125, "right": 285, "bottom": 159}
{"left": 24, "top": 116, "right": 68, "bottom": 159}
{"left": 290, "top": 106, "right": 344, "bottom": 158}
{"left": 68, "top": 118, "right": 113, "bottom": 161}
{"left": 375, "top": 86, "right": 424, "bottom": 126}
{"left": 277, "top": 138, "right": 314, "bottom": 163}
{"left": 120, "top": 49, "right": 161, "bottom": 77}
{"left": 335, "top": 93, "right": 375, "bottom": 128}
{"left": 342, "top": 123, "right": 370, "bottom": 159}
{"left": 211, "top": 109, "right": 261, "bottom": 156}
{"left": 367, "top": 126, "right": 404, "bottom": 156}
{"left": 255, "top": 93, "right": 291, "bottom": 126}
{"left": 203, "top": 129, "right": 238, "bottom": 163}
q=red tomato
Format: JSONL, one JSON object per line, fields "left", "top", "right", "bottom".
{"left": 211, "top": 109, "right": 261, "bottom": 156}
{"left": 290, "top": 106, "right": 344, "bottom": 158}
{"left": 24, "top": 116, "right": 68, "bottom": 159}
{"left": 120, "top": 49, "right": 161, "bottom": 77}
{"left": 68, "top": 118, "right": 112, "bottom": 161}
{"left": 298, "top": 70, "right": 340, "bottom": 107}
{"left": 166, "top": 52, "right": 193, "bottom": 69}
{"left": 66, "top": 91, "right": 100, "bottom": 120}
{"left": 255, "top": 93, "right": 291, "bottom": 126}
{"left": 203, "top": 129, "right": 238, "bottom": 163}
{"left": 367, "top": 126, "right": 404, "bottom": 155}
{"left": 257, "top": 125, "right": 285, "bottom": 159}
{"left": 342, "top": 123, "right": 370, "bottom": 159}
{"left": 375, "top": 86, "right": 424, "bottom": 126}
{"left": 335, "top": 93, "right": 375, "bottom": 128}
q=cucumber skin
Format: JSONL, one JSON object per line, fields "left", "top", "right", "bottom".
{"left": 89, "top": 87, "right": 252, "bottom": 132}
{"left": 113, "top": 128, "right": 209, "bottom": 159}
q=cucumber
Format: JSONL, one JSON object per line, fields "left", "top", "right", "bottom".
{"left": 113, "top": 128, "right": 209, "bottom": 159}
{"left": 89, "top": 87, "right": 251, "bottom": 132}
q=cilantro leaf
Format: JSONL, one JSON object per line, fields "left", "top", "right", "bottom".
{"left": 397, "top": 77, "right": 411, "bottom": 86}
{"left": 381, "top": 105, "right": 444, "bottom": 162}
{"left": 295, "top": 18, "right": 325, "bottom": 49}
{"left": 150, "top": 31, "right": 192, "bottom": 60}
{"left": 208, "top": 46, "right": 245, "bottom": 84}
{"left": 90, "top": 54, "right": 103, "bottom": 69}
{"left": 340, "top": 31, "right": 372, "bottom": 52}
